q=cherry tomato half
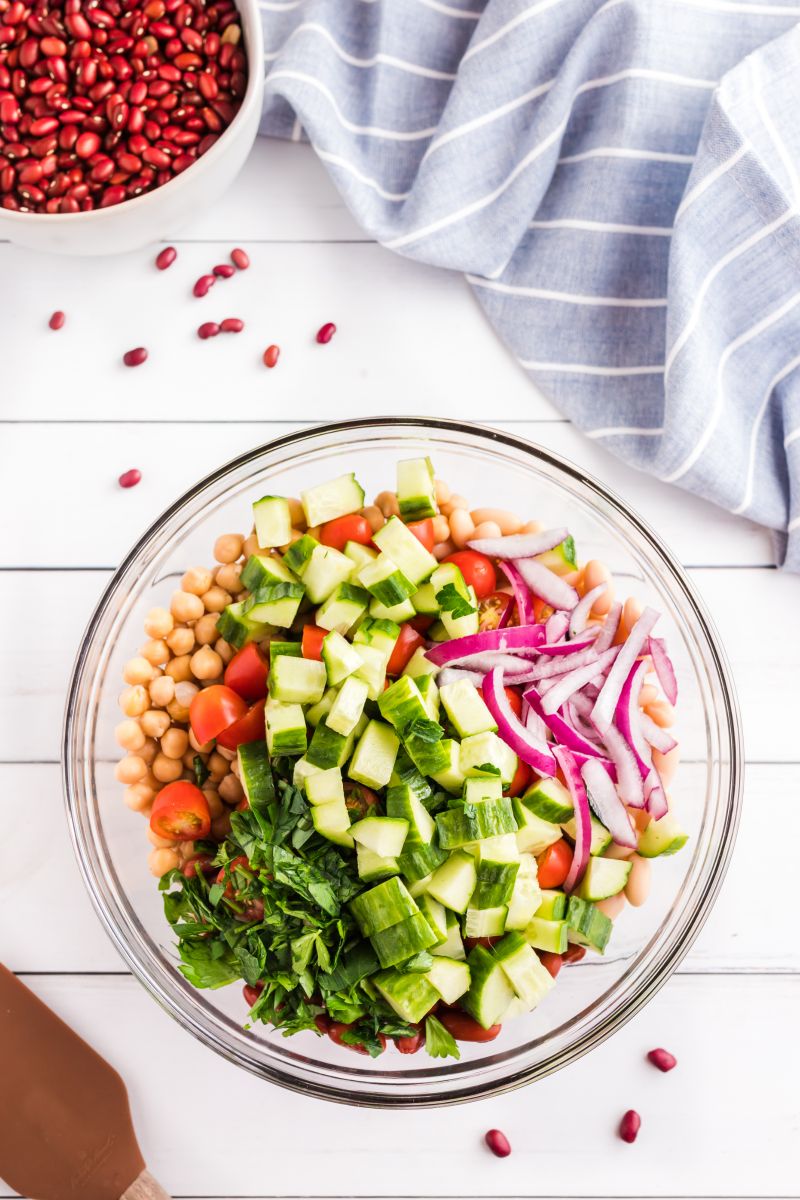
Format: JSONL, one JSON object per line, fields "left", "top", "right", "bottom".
{"left": 223, "top": 642, "right": 268, "bottom": 701}
{"left": 243, "top": 981, "right": 264, "bottom": 1008}
{"left": 443, "top": 550, "right": 497, "bottom": 600}
{"left": 504, "top": 687, "right": 524, "bottom": 721}
{"left": 538, "top": 951, "right": 563, "bottom": 979}
{"left": 407, "top": 518, "right": 435, "bottom": 552}
{"left": 437, "top": 1009, "right": 501, "bottom": 1042}
{"left": 215, "top": 697, "right": 266, "bottom": 751}
{"left": 479, "top": 590, "right": 513, "bottom": 631}
{"left": 395, "top": 1025, "right": 425, "bottom": 1053}
{"left": 182, "top": 853, "right": 216, "bottom": 879}
{"left": 464, "top": 936, "right": 501, "bottom": 951}
{"left": 149, "top": 780, "right": 211, "bottom": 842}
{"left": 536, "top": 839, "right": 573, "bottom": 888}
{"left": 506, "top": 758, "right": 531, "bottom": 798}
{"left": 302, "top": 624, "right": 327, "bottom": 661}
{"left": 386, "top": 623, "right": 424, "bottom": 675}
{"left": 409, "top": 613, "right": 435, "bottom": 634}
{"left": 563, "top": 943, "right": 587, "bottom": 965}
{"left": 327, "top": 1021, "right": 386, "bottom": 1056}
{"left": 216, "top": 855, "right": 251, "bottom": 900}
{"left": 319, "top": 514, "right": 373, "bottom": 552}
{"left": 189, "top": 684, "right": 247, "bottom": 745}
{"left": 344, "top": 781, "right": 379, "bottom": 820}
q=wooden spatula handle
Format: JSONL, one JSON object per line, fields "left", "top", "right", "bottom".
{"left": 121, "top": 1168, "right": 172, "bottom": 1199}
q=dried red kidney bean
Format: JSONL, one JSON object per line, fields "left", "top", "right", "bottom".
{"left": 619, "top": 1110, "right": 641, "bottom": 1144}
{"left": 48, "top": 309, "right": 65, "bottom": 329}
{"left": 647, "top": 1047, "right": 677, "bottom": 1072}
{"left": 230, "top": 246, "right": 248, "bottom": 270}
{"left": 220, "top": 317, "right": 243, "bottom": 332}
{"left": 118, "top": 468, "right": 141, "bottom": 488}
{"left": 262, "top": 344, "right": 280, "bottom": 368}
{"left": 484, "top": 1130, "right": 511, "bottom": 1158}
{"left": 316, "top": 321, "right": 336, "bottom": 344}
{"left": 197, "top": 321, "right": 220, "bottom": 339}
{"left": 155, "top": 245, "right": 176, "bottom": 270}
{"left": 122, "top": 346, "right": 147, "bottom": 367}
{"left": 193, "top": 273, "right": 215, "bottom": 298}
{"left": 213, "top": 262, "right": 235, "bottom": 277}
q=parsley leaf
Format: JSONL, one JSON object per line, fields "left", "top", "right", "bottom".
{"left": 178, "top": 939, "right": 241, "bottom": 989}
{"left": 436, "top": 583, "right": 476, "bottom": 620}
{"left": 425, "top": 1014, "right": 461, "bottom": 1060}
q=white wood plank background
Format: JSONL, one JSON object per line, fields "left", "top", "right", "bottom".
{"left": 1, "top": 137, "right": 797, "bottom": 1200}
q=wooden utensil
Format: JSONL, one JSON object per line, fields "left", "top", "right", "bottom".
{"left": 0, "top": 965, "right": 169, "bottom": 1200}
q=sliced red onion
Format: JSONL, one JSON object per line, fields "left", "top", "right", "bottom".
{"left": 566, "top": 698, "right": 603, "bottom": 744}
{"left": 640, "top": 711, "right": 678, "bottom": 754}
{"left": 540, "top": 646, "right": 621, "bottom": 715}
{"left": 524, "top": 686, "right": 606, "bottom": 759}
{"left": 445, "top": 651, "right": 537, "bottom": 676}
{"left": 572, "top": 751, "right": 617, "bottom": 781}
{"left": 438, "top": 667, "right": 485, "bottom": 688}
{"left": 649, "top": 637, "right": 678, "bottom": 705}
{"left": 569, "top": 583, "right": 607, "bottom": 637}
{"left": 482, "top": 667, "right": 556, "bottom": 776}
{"left": 614, "top": 660, "right": 653, "bottom": 778}
{"left": 467, "top": 527, "right": 569, "bottom": 560}
{"left": 425, "top": 624, "right": 545, "bottom": 667}
{"left": 591, "top": 607, "right": 660, "bottom": 735}
{"left": 593, "top": 600, "right": 621, "bottom": 653}
{"left": 497, "top": 588, "right": 514, "bottom": 629}
{"left": 581, "top": 757, "right": 637, "bottom": 849}
{"left": 514, "top": 557, "right": 579, "bottom": 611}
{"left": 537, "top": 630, "right": 599, "bottom": 656}
{"left": 519, "top": 645, "right": 601, "bottom": 682}
{"left": 645, "top": 769, "right": 668, "bottom": 819}
{"left": 553, "top": 746, "right": 591, "bottom": 892}
{"left": 523, "top": 698, "right": 548, "bottom": 744}
{"left": 594, "top": 720, "right": 645, "bottom": 808}
{"left": 545, "top": 611, "right": 569, "bottom": 643}
{"left": 497, "top": 560, "right": 535, "bottom": 627}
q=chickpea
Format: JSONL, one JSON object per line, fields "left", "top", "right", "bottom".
{"left": 124, "top": 782, "right": 155, "bottom": 813}
{"left": 216, "top": 745, "right": 236, "bottom": 761}
{"left": 449, "top": 509, "right": 475, "bottom": 549}
{"left": 434, "top": 479, "right": 450, "bottom": 505}
{"left": 374, "top": 490, "right": 399, "bottom": 519}
{"left": 182, "top": 566, "right": 214, "bottom": 596}
{"left": 189, "top": 728, "right": 214, "bottom": 753}
{"left": 147, "top": 827, "right": 173, "bottom": 849}
{"left": 214, "top": 533, "right": 244, "bottom": 564}
{"left": 582, "top": 561, "right": 614, "bottom": 616}
{"left": 170, "top": 590, "right": 204, "bottom": 623}
{"left": 646, "top": 699, "right": 675, "bottom": 728}
{"left": 287, "top": 498, "right": 306, "bottom": 529}
{"left": 166, "top": 626, "right": 195, "bottom": 656}
{"left": 432, "top": 515, "right": 450, "bottom": 543}
{"left": 211, "top": 812, "right": 232, "bottom": 841}
{"left": 190, "top": 645, "right": 223, "bottom": 680}
{"left": 115, "top": 719, "right": 145, "bottom": 752}
{"left": 182, "top": 749, "right": 198, "bottom": 771}
{"left": 306, "top": 525, "right": 321, "bottom": 540}
{"left": 161, "top": 727, "right": 189, "bottom": 759}
{"left": 138, "top": 736, "right": 158, "bottom": 766}
{"left": 152, "top": 752, "right": 183, "bottom": 783}
{"left": 201, "top": 586, "right": 230, "bottom": 613}
{"left": 123, "top": 656, "right": 155, "bottom": 686}
{"left": 280, "top": 530, "right": 304, "bottom": 552}
{"left": 215, "top": 563, "right": 243, "bottom": 594}
{"left": 167, "top": 698, "right": 191, "bottom": 723}
{"left": 440, "top": 493, "right": 468, "bottom": 517}
{"left": 141, "top": 709, "right": 171, "bottom": 739}
{"left": 230, "top": 756, "right": 241, "bottom": 779}
{"left": 148, "top": 847, "right": 180, "bottom": 877}
{"left": 179, "top": 839, "right": 196, "bottom": 862}
{"left": 215, "top": 638, "right": 234, "bottom": 665}
{"left": 149, "top": 675, "right": 175, "bottom": 707}
{"left": 140, "top": 638, "right": 169, "bottom": 667}
{"left": 165, "top": 654, "right": 193, "bottom": 683}
{"left": 621, "top": 595, "right": 644, "bottom": 640}
{"left": 115, "top": 755, "right": 148, "bottom": 784}
{"left": 203, "top": 788, "right": 225, "bottom": 818}
{"left": 361, "top": 505, "right": 384, "bottom": 533}
{"left": 219, "top": 773, "right": 244, "bottom": 805}
{"left": 144, "top": 606, "right": 174, "bottom": 639}
{"left": 119, "top": 685, "right": 150, "bottom": 717}
{"left": 208, "top": 751, "right": 229, "bottom": 781}
{"left": 175, "top": 681, "right": 199, "bottom": 708}
{"left": 433, "top": 539, "right": 455, "bottom": 560}
{"left": 472, "top": 520, "right": 502, "bottom": 540}
{"left": 194, "top": 613, "right": 219, "bottom": 645}
{"left": 242, "top": 532, "right": 261, "bottom": 558}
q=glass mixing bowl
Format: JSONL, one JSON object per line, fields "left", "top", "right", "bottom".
{"left": 63, "top": 418, "right": 742, "bottom": 1107}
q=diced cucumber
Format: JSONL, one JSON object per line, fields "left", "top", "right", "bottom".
{"left": 305, "top": 687, "right": 338, "bottom": 727}
{"left": 637, "top": 810, "right": 689, "bottom": 858}
{"left": 426, "top": 850, "right": 477, "bottom": 913}
{"left": 269, "top": 655, "right": 327, "bottom": 704}
{"left": 473, "top": 859, "right": 520, "bottom": 908}
{"left": 417, "top": 676, "right": 440, "bottom": 724}
{"left": 352, "top": 643, "right": 389, "bottom": 700}
{"left": 350, "top": 815, "right": 409, "bottom": 858}
{"left": 350, "top": 877, "right": 418, "bottom": 936}
{"left": 565, "top": 895, "right": 612, "bottom": 953}
{"left": 464, "top": 905, "right": 507, "bottom": 938}
{"left": 463, "top": 944, "right": 515, "bottom": 1028}
{"left": 357, "top": 553, "right": 416, "bottom": 608}
{"left": 306, "top": 721, "right": 353, "bottom": 769}
{"left": 356, "top": 845, "right": 400, "bottom": 882}
{"left": 321, "top": 630, "right": 362, "bottom": 686}
{"left": 562, "top": 813, "right": 612, "bottom": 857}
{"left": 378, "top": 675, "right": 429, "bottom": 732}
{"left": 426, "top": 956, "right": 471, "bottom": 1005}
{"left": 396, "top": 456, "right": 437, "bottom": 522}
{"left": 369, "top": 595, "right": 417, "bottom": 623}
{"left": 373, "top": 969, "right": 440, "bottom": 1022}
{"left": 311, "top": 800, "right": 353, "bottom": 848}
{"left": 537, "top": 535, "right": 577, "bottom": 575}
{"left": 536, "top": 889, "right": 567, "bottom": 920}
{"left": 390, "top": 746, "right": 433, "bottom": 803}
{"left": 397, "top": 839, "right": 448, "bottom": 885}
{"left": 464, "top": 776, "right": 504, "bottom": 803}
{"left": 370, "top": 911, "right": 438, "bottom": 969}
{"left": 430, "top": 563, "right": 479, "bottom": 639}
{"left": 505, "top": 857, "right": 542, "bottom": 931}
{"left": 265, "top": 700, "right": 307, "bottom": 756}
{"left": 408, "top": 873, "right": 433, "bottom": 899}
{"left": 417, "top": 894, "right": 448, "bottom": 944}
{"left": 431, "top": 909, "right": 466, "bottom": 960}
{"left": 353, "top": 616, "right": 401, "bottom": 653}
{"left": 348, "top": 719, "right": 400, "bottom": 789}
{"left": 325, "top": 675, "right": 369, "bottom": 736}
{"left": 237, "top": 741, "right": 274, "bottom": 809}
{"left": 436, "top": 798, "right": 517, "bottom": 850}
{"left": 292, "top": 756, "right": 324, "bottom": 789}
{"left": 411, "top": 583, "right": 440, "bottom": 616}
{"left": 575, "top": 857, "right": 632, "bottom": 901}
{"left": 269, "top": 640, "right": 302, "bottom": 668}
{"left": 430, "top": 738, "right": 467, "bottom": 795}
{"left": 252, "top": 495, "right": 293, "bottom": 548}
{"left": 459, "top": 731, "right": 517, "bottom": 785}
{"left": 513, "top": 799, "right": 563, "bottom": 855}
{"left": 402, "top": 645, "right": 438, "bottom": 678}
{"left": 241, "top": 552, "right": 297, "bottom": 592}
{"left": 243, "top": 582, "right": 305, "bottom": 630}
{"left": 216, "top": 600, "right": 266, "bottom": 649}
{"left": 282, "top": 533, "right": 318, "bottom": 577}
{"left": 302, "top": 545, "right": 354, "bottom": 605}
{"left": 373, "top": 515, "right": 437, "bottom": 584}
{"left": 301, "top": 472, "right": 365, "bottom": 528}
{"left": 343, "top": 540, "right": 377, "bottom": 570}
{"left": 403, "top": 730, "right": 451, "bottom": 777}
{"left": 492, "top": 931, "right": 556, "bottom": 1008}
{"left": 386, "top": 784, "right": 434, "bottom": 845}
{"left": 474, "top": 834, "right": 521, "bottom": 864}
{"left": 316, "top": 582, "right": 370, "bottom": 635}
{"left": 305, "top": 767, "right": 345, "bottom": 807}
{"left": 524, "top": 916, "right": 568, "bottom": 954}
{"left": 440, "top": 679, "right": 498, "bottom": 738}
{"left": 523, "top": 778, "right": 574, "bottom": 823}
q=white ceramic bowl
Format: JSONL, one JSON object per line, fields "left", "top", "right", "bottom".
{"left": 0, "top": 0, "right": 264, "bottom": 256}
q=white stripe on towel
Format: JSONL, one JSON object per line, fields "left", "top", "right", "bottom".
{"left": 468, "top": 275, "right": 667, "bottom": 307}
{"left": 586, "top": 426, "right": 665, "bottom": 437}
{"left": 529, "top": 218, "right": 672, "bottom": 236}
{"left": 268, "top": 71, "right": 438, "bottom": 139}
{"left": 732, "top": 352, "right": 800, "bottom": 515}
{"left": 519, "top": 360, "right": 665, "bottom": 375}
{"left": 674, "top": 142, "right": 749, "bottom": 223}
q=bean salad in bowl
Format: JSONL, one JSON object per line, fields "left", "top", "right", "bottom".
{"left": 113, "top": 457, "right": 686, "bottom": 1062}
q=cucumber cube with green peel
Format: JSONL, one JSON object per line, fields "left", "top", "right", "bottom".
{"left": 357, "top": 553, "right": 416, "bottom": 608}
{"left": 269, "top": 640, "right": 302, "bottom": 668}
{"left": 637, "top": 810, "right": 689, "bottom": 857}
{"left": 292, "top": 756, "right": 325, "bottom": 789}
{"left": 373, "top": 514, "right": 437, "bottom": 583}
{"left": 282, "top": 533, "right": 319, "bottom": 577}
{"left": 350, "top": 815, "right": 409, "bottom": 858}
{"left": 316, "top": 581, "right": 370, "bottom": 635}
{"left": 373, "top": 969, "right": 440, "bottom": 1022}
{"left": 325, "top": 675, "right": 369, "bottom": 736}
{"left": 565, "top": 895, "right": 612, "bottom": 953}
{"left": 397, "top": 839, "right": 448, "bottom": 885}
{"left": 305, "top": 688, "right": 338, "bottom": 727}
{"left": 462, "top": 944, "right": 515, "bottom": 1028}
{"left": 475, "top": 834, "right": 519, "bottom": 863}
{"left": 436, "top": 797, "right": 517, "bottom": 850}
{"left": 459, "top": 731, "right": 517, "bottom": 785}
{"left": 562, "top": 813, "right": 612, "bottom": 856}
{"left": 401, "top": 647, "right": 437, "bottom": 685}
{"left": 464, "top": 905, "right": 508, "bottom": 939}
{"left": 269, "top": 655, "right": 327, "bottom": 705}
{"left": 513, "top": 799, "right": 563, "bottom": 855}
{"left": 431, "top": 563, "right": 479, "bottom": 639}
{"left": 410, "top": 583, "right": 440, "bottom": 616}
{"left": 524, "top": 916, "right": 568, "bottom": 954}
{"left": 426, "top": 956, "right": 470, "bottom": 1004}
{"left": 311, "top": 800, "right": 353, "bottom": 848}
{"left": 252, "top": 495, "right": 292, "bottom": 548}
{"left": 431, "top": 909, "right": 466, "bottom": 960}
{"left": 349, "top": 719, "right": 400, "bottom": 789}
{"left": 350, "top": 877, "right": 419, "bottom": 936}
{"left": 505, "top": 860, "right": 543, "bottom": 931}
{"left": 575, "top": 857, "right": 632, "bottom": 902}
{"left": 306, "top": 721, "right": 353, "bottom": 769}
{"left": 243, "top": 581, "right": 305, "bottom": 629}
{"left": 404, "top": 730, "right": 453, "bottom": 780}
{"left": 300, "top": 472, "right": 365, "bottom": 528}
{"left": 241, "top": 552, "right": 298, "bottom": 592}
{"left": 305, "top": 767, "right": 345, "bottom": 807}
{"left": 536, "top": 889, "right": 568, "bottom": 921}
{"left": 265, "top": 701, "right": 307, "bottom": 756}
{"left": 386, "top": 784, "right": 434, "bottom": 846}
{"left": 463, "top": 776, "right": 504, "bottom": 804}
{"left": 237, "top": 741, "right": 274, "bottom": 809}
{"left": 492, "top": 931, "right": 556, "bottom": 1008}
{"left": 523, "top": 777, "right": 574, "bottom": 824}
{"left": 356, "top": 844, "right": 400, "bottom": 882}
{"left": 417, "top": 894, "right": 448, "bottom": 944}
{"left": 537, "top": 535, "right": 577, "bottom": 574}
{"left": 353, "top": 616, "right": 401, "bottom": 652}
{"left": 378, "top": 675, "right": 429, "bottom": 731}
{"left": 321, "top": 630, "right": 362, "bottom": 686}
{"left": 408, "top": 873, "right": 433, "bottom": 898}
{"left": 302, "top": 545, "right": 355, "bottom": 605}
{"left": 416, "top": 674, "right": 440, "bottom": 721}
{"left": 352, "top": 643, "right": 390, "bottom": 701}
{"left": 440, "top": 679, "right": 498, "bottom": 738}
{"left": 396, "top": 456, "right": 438, "bottom": 522}
{"left": 430, "top": 738, "right": 467, "bottom": 795}
{"left": 426, "top": 850, "right": 477, "bottom": 913}
{"left": 343, "top": 540, "right": 377, "bottom": 570}
{"left": 368, "top": 595, "right": 417, "bottom": 623}
{"left": 216, "top": 601, "right": 265, "bottom": 649}
{"left": 390, "top": 746, "right": 432, "bottom": 803}
{"left": 370, "top": 911, "right": 438, "bottom": 968}
{"left": 473, "top": 859, "right": 520, "bottom": 909}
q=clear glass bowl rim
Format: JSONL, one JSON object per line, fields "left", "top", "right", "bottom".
{"left": 62, "top": 416, "right": 743, "bottom": 1107}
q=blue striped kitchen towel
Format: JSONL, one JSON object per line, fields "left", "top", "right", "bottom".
{"left": 259, "top": 0, "right": 800, "bottom": 569}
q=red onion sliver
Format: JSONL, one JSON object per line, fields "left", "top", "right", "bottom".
{"left": 581, "top": 757, "right": 637, "bottom": 848}
{"left": 513, "top": 557, "right": 579, "bottom": 611}
{"left": 649, "top": 636, "right": 678, "bottom": 705}
{"left": 467, "top": 527, "right": 569, "bottom": 560}
{"left": 640, "top": 711, "right": 678, "bottom": 753}
{"left": 497, "top": 589, "right": 514, "bottom": 629}
{"left": 497, "top": 560, "right": 534, "bottom": 627}
{"left": 553, "top": 746, "right": 592, "bottom": 892}
{"left": 614, "top": 660, "right": 653, "bottom": 778}
{"left": 540, "top": 646, "right": 621, "bottom": 715}
{"left": 594, "top": 720, "right": 645, "bottom": 807}
{"left": 482, "top": 667, "right": 557, "bottom": 776}
{"left": 569, "top": 583, "right": 607, "bottom": 637}
{"left": 545, "top": 611, "right": 569, "bottom": 643}
{"left": 425, "top": 624, "right": 546, "bottom": 667}
{"left": 572, "top": 751, "right": 617, "bottom": 781}
{"left": 519, "top": 645, "right": 602, "bottom": 682}
{"left": 591, "top": 607, "right": 660, "bottom": 734}
{"left": 593, "top": 600, "right": 622, "bottom": 653}
{"left": 525, "top": 686, "right": 607, "bottom": 759}
{"left": 443, "top": 651, "right": 538, "bottom": 675}
{"left": 537, "top": 631, "right": 600, "bottom": 656}
{"left": 523, "top": 699, "right": 548, "bottom": 744}
{"left": 438, "top": 667, "right": 485, "bottom": 688}
{"left": 645, "top": 769, "right": 668, "bottom": 819}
